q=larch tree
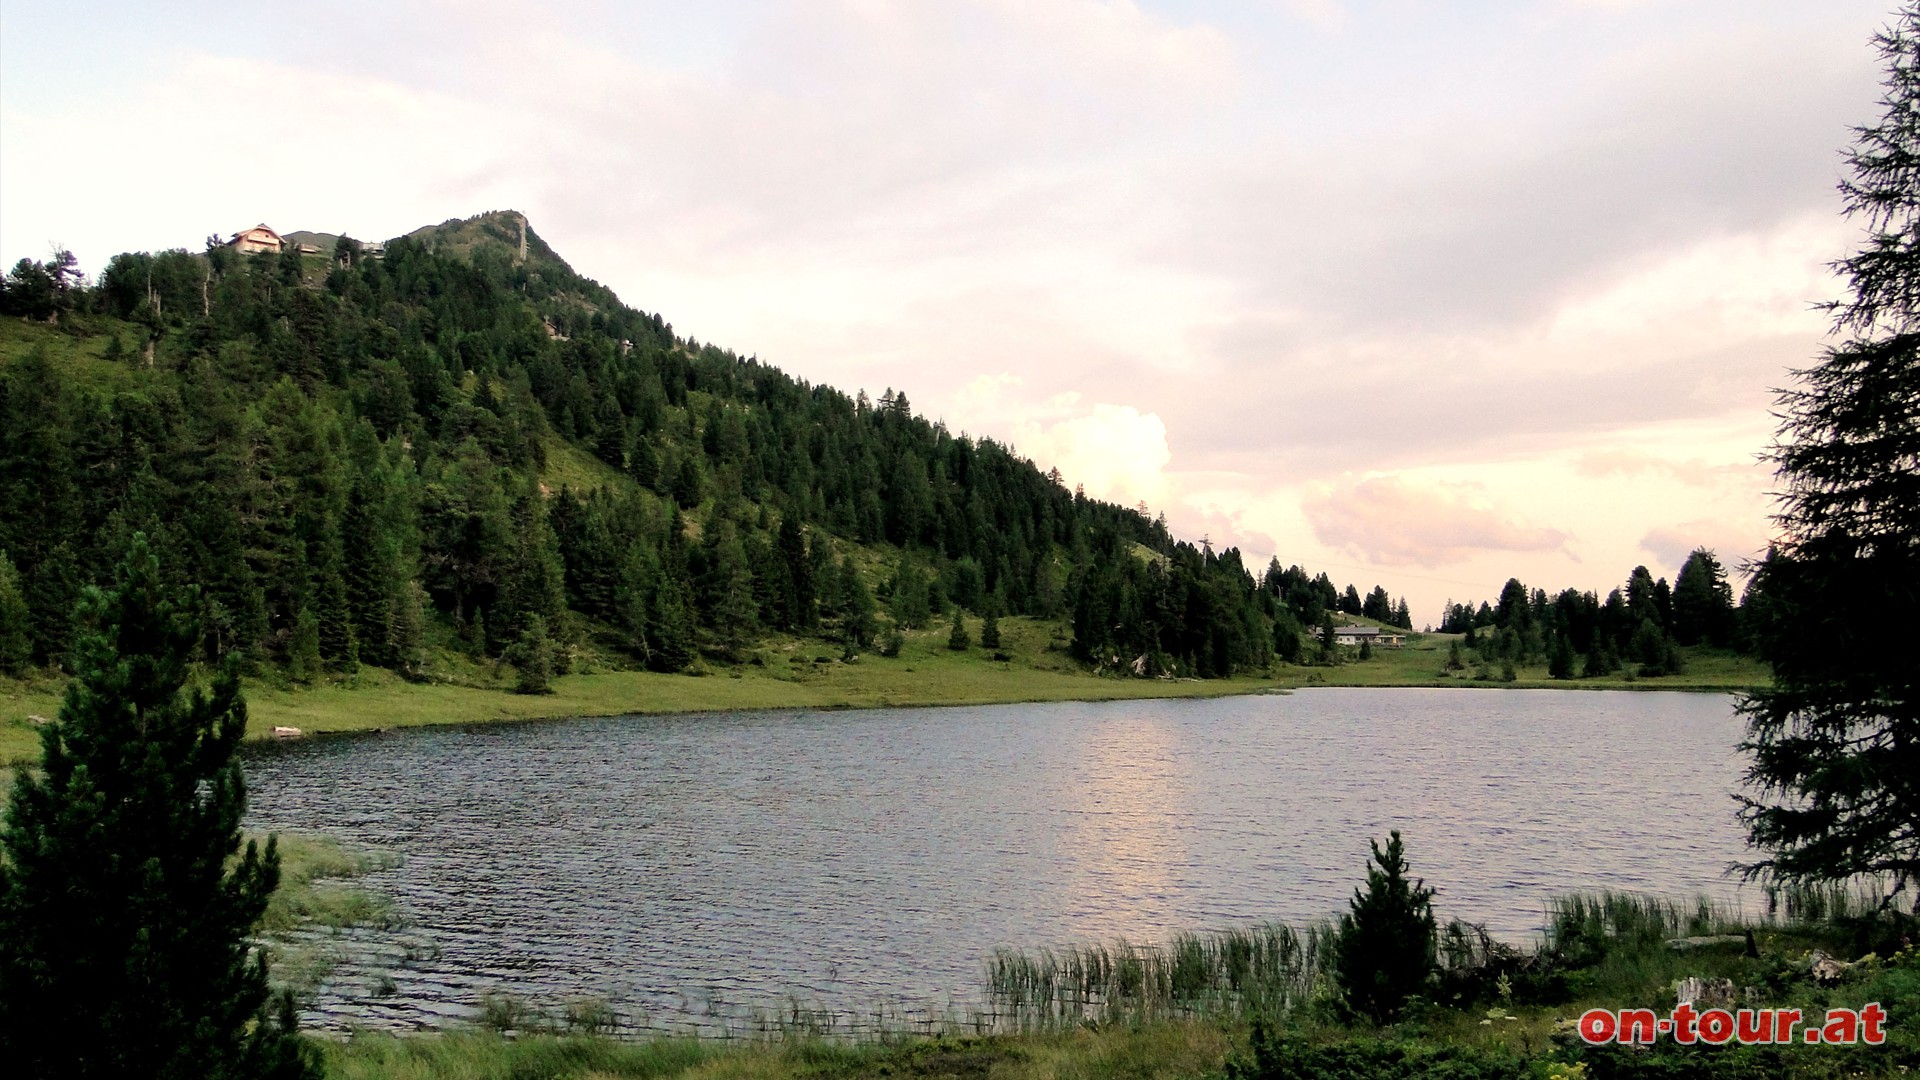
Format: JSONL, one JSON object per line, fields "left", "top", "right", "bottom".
{"left": 1739, "top": 5, "right": 1920, "bottom": 901}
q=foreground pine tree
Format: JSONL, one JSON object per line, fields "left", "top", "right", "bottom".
{"left": 0, "top": 534, "right": 318, "bottom": 1079}
{"left": 1739, "top": 5, "right": 1920, "bottom": 898}
{"left": 1332, "top": 831, "right": 1436, "bottom": 1024}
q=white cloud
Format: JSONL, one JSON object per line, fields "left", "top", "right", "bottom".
{"left": 1014, "top": 403, "right": 1173, "bottom": 510}
{"left": 1301, "top": 475, "right": 1576, "bottom": 569}
{"left": 943, "top": 373, "right": 1172, "bottom": 511}
{"left": 1277, "top": 0, "right": 1347, "bottom": 31}
{"left": 1639, "top": 522, "right": 1769, "bottom": 581}
{"left": 0, "top": 0, "right": 1886, "bottom": 620}
{"left": 1571, "top": 448, "right": 1760, "bottom": 490}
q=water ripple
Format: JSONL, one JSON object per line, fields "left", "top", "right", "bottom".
{"left": 243, "top": 688, "right": 1754, "bottom": 1031}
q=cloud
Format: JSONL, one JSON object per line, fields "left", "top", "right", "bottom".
{"left": 1639, "top": 521, "right": 1770, "bottom": 580}
{"left": 1015, "top": 404, "right": 1173, "bottom": 511}
{"left": 1173, "top": 501, "right": 1279, "bottom": 561}
{"left": 1302, "top": 475, "right": 1576, "bottom": 568}
{"left": 1571, "top": 448, "right": 1758, "bottom": 489}
{"left": 1277, "top": 0, "right": 1347, "bottom": 31}
{"left": 1168, "top": 16, "right": 1869, "bottom": 339}
{"left": 0, "top": 0, "right": 1882, "bottom": 621}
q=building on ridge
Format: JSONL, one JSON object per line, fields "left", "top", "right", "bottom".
{"left": 229, "top": 224, "right": 284, "bottom": 255}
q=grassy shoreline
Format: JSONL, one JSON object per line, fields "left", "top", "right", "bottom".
{"left": 0, "top": 620, "right": 1770, "bottom": 766}
{"left": 305, "top": 886, "right": 1917, "bottom": 1079}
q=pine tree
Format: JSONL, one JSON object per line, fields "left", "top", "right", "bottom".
{"left": 0, "top": 534, "right": 318, "bottom": 1078}
{"left": 628, "top": 434, "right": 660, "bottom": 491}
{"left": 646, "top": 577, "right": 695, "bottom": 672}
{"left": 341, "top": 477, "right": 397, "bottom": 668}
{"left": 496, "top": 486, "right": 567, "bottom": 652}
{"left": 776, "top": 515, "right": 814, "bottom": 630}
{"left": 947, "top": 607, "right": 971, "bottom": 651}
{"left": 507, "top": 614, "right": 555, "bottom": 694}
{"left": 471, "top": 373, "right": 499, "bottom": 414}
{"left": 1671, "top": 547, "right": 1736, "bottom": 648}
{"left": 836, "top": 555, "right": 876, "bottom": 647}
{"left": 706, "top": 526, "right": 759, "bottom": 656}
{"left": 1332, "top": 831, "right": 1436, "bottom": 1025}
{"left": 1548, "top": 633, "right": 1576, "bottom": 680}
{"left": 0, "top": 550, "right": 30, "bottom": 675}
{"left": 671, "top": 454, "right": 703, "bottom": 509}
{"left": 1274, "top": 612, "right": 1302, "bottom": 664}
{"left": 980, "top": 608, "right": 1002, "bottom": 650}
{"left": 593, "top": 394, "right": 628, "bottom": 468}
{"left": 614, "top": 541, "right": 660, "bottom": 662}
{"left": 890, "top": 557, "right": 931, "bottom": 629}
{"left": 23, "top": 541, "right": 79, "bottom": 670}
{"left": 390, "top": 581, "right": 428, "bottom": 680}
{"left": 287, "top": 603, "right": 322, "bottom": 683}
{"left": 313, "top": 558, "right": 357, "bottom": 674}
{"left": 1740, "top": 9, "right": 1920, "bottom": 892}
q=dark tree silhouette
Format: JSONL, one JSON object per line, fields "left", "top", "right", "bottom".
{"left": 1740, "top": 6, "right": 1920, "bottom": 900}
{"left": 0, "top": 534, "right": 317, "bottom": 1078}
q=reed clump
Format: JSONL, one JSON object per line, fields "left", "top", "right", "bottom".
{"left": 986, "top": 922, "right": 1332, "bottom": 1030}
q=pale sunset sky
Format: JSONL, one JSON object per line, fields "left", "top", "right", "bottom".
{"left": 0, "top": 1, "right": 1893, "bottom": 622}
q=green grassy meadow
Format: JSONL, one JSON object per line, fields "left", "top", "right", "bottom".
{"left": 0, "top": 620, "right": 1770, "bottom": 767}
{"left": 315, "top": 1023, "right": 1238, "bottom": 1080}
{"left": 1300, "top": 631, "right": 1771, "bottom": 693}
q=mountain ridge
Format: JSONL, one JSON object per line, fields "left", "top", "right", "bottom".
{"left": 0, "top": 211, "right": 1326, "bottom": 697}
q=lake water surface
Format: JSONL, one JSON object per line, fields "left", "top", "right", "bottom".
{"left": 242, "top": 687, "right": 1755, "bottom": 1031}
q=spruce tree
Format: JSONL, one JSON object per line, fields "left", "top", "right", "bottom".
{"left": 706, "top": 526, "right": 759, "bottom": 655}
{"left": 593, "top": 394, "right": 628, "bottom": 468}
{"left": 835, "top": 555, "right": 877, "bottom": 647}
{"left": 341, "top": 484, "right": 395, "bottom": 668}
{"left": 390, "top": 581, "right": 428, "bottom": 680}
{"left": 646, "top": 578, "right": 696, "bottom": 672}
{"left": 1741, "top": 5, "right": 1920, "bottom": 895}
{"left": 980, "top": 608, "right": 1002, "bottom": 650}
{"left": 946, "top": 607, "right": 971, "bottom": 651}
{"left": 614, "top": 541, "right": 660, "bottom": 662}
{"left": 891, "top": 557, "right": 931, "bottom": 630}
{"left": 0, "top": 534, "right": 318, "bottom": 1078}
{"left": 628, "top": 434, "right": 660, "bottom": 491}
{"left": 0, "top": 550, "right": 30, "bottom": 675}
{"left": 1332, "top": 831, "right": 1436, "bottom": 1025}
{"left": 1671, "top": 547, "right": 1735, "bottom": 647}
{"left": 1547, "top": 633, "right": 1576, "bottom": 680}
{"left": 23, "top": 541, "right": 79, "bottom": 669}
{"left": 507, "top": 614, "right": 555, "bottom": 694}
{"left": 776, "top": 515, "right": 814, "bottom": 630}
{"left": 671, "top": 454, "right": 703, "bottom": 509}
{"left": 287, "top": 604, "right": 322, "bottom": 683}
{"left": 313, "top": 560, "right": 357, "bottom": 674}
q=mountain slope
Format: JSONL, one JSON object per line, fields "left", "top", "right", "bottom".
{"left": 0, "top": 211, "right": 1320, "bottom": 688}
